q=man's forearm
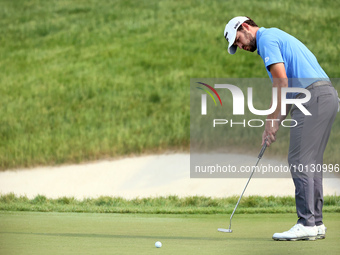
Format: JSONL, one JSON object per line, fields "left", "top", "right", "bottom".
{"left": 267, "top": 78, "right": 289, "bottom": 121}
{"left": 278, "top": 104, "right": 292, "bottom": 122}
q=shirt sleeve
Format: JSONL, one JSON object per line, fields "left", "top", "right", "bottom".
{"left": 258, "top": 34, "right": 284, "bottom": 72}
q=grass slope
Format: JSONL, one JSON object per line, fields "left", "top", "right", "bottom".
{"left": 0, "top": 0, "right": 339, "bottom": 169}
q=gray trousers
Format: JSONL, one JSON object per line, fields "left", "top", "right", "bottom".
{"left": 288, "top": 82, "right": 338, "bottom": 226}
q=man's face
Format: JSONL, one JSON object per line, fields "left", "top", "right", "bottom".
{"left": 234, "top": 29, "right": 257, "bottom": 52}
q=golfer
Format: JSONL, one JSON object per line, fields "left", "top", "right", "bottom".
{"left": 224, "top": 16, "right": 339, "bottom": 241}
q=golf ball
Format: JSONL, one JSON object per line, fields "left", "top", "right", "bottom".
{"left": 155, "top": 241, "right": 162, "bottom": 248}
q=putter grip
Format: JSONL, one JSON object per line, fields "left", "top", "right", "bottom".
{"left": 258, "top": 141, "right": 267, "bottom": 159}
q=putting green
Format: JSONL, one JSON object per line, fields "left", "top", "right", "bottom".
{"left": 0, "top": 212, "right": 339, "bottom": 255}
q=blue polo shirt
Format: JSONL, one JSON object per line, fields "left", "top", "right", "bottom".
{"left": 256, "top": 27, "right": 329, "bottom": 98}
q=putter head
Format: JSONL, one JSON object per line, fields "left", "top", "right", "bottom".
{"left": 218, "top": 228, "right": 233, "bottom": 233}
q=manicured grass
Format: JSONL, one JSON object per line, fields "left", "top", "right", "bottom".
{"left": 0, "top": 0, "right": 339, "bottom": 169}
{"left": 1, "top": 194, "right": 340, "bottom": 214}
{"left": 0, "top": 211, "right": 339, "bottom": 255}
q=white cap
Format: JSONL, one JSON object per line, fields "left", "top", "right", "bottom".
{"left": 224, "top": 16, "right": 249, "bottom": 54}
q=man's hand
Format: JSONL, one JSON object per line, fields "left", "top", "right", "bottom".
{"left": 262, "top": 120, "right": 280, "bottom": 146}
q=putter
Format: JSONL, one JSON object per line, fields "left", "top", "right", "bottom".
{"left": 218, "top": 140, "right": 268, "bottom": 233}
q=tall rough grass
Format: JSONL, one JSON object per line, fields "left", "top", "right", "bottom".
{"left": 1, "top": 194, "right": 339, "bottom": 214}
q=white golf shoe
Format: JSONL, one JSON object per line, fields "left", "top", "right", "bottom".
{"left": 272, "top": 224, "right": 318, "bottom": 241}
{"left": 317, "top": 224, "right": 327, "bottom": 239}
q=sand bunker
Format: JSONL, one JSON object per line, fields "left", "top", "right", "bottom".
{"left": 0, "top": 154, "right": 339, "bottom": 199}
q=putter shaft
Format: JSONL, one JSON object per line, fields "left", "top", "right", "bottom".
{"left": 226, "top": 141, "right": 267, "bottom": 232}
